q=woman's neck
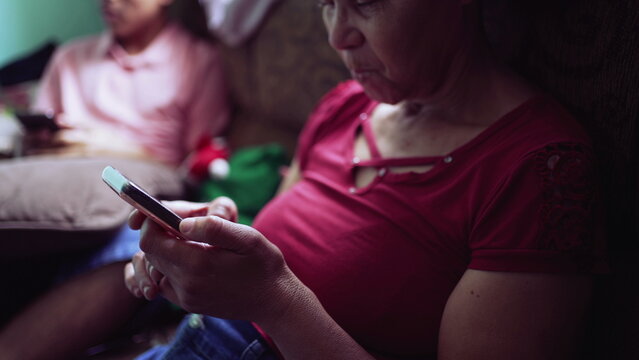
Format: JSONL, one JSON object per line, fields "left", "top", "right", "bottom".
{"left": 116, "top": 16, "right": 169, "bottom": 55}
{"left": 403, "top": 32, "right": 536, "bottom": 128}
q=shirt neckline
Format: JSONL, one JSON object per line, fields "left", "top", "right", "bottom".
{"left": 97, "top": 22, "right": 182, "bottom": 70}
{"left": 346, "top": 95, "right": 546, "bottom": 192}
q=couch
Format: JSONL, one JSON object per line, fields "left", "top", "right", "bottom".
{"left": 217, "top": 1, "right": 349, "bottom": 156}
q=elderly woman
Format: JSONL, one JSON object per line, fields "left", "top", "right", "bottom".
{"left": 127, "top": 0, "right": 604, "bottom": 359}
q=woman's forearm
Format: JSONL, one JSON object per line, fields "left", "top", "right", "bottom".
{"left": 256, "top": 277, "right": 376, "bottom": 360}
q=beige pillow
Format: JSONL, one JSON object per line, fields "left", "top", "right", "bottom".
{"left": 0, "top": 156, "right": 183, "bottom": 257}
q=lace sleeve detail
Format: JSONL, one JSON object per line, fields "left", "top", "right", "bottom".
{"left": 469, "top": 141, "right": 603, "bottom": 273}
{"left": 534, "top": 142, "right": 597, "bottom": 262}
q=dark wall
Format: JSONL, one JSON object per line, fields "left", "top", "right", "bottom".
{"left": 485, "top": 1, "right": 639, "bottom": 358}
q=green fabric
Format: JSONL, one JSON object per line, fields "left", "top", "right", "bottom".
{"left": 199, "top": 143, "right": 288, "bottom": 225}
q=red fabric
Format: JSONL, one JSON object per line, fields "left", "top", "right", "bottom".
{"left": 252, "top": 81, "right": 606, "bottom": 359}
{"left": 252, "top": 323, "right": 284, "bottom": 360}
{"left": 184, "top": 137, "right": 230, "bottom": 180}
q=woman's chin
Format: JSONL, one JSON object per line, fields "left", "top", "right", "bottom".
{"left": 354, "top": 73, "right": 405, "bottom": 104}
{"left": 359, "top": 83, "right": 404, "bottom": 105}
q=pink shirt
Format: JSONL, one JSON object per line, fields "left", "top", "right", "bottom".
{"left": 33, "top": 23, "right": 228, "bottom": 165}
{"left": 253, "top": 81, "right": 606, "bottom": 359}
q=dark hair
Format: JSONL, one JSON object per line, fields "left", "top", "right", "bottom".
{"left": 168, "top": 0, "right": 215, "bottom": 42}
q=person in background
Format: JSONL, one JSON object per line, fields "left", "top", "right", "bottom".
{"left": 0, "top": 0, "right": 228, "bottom": 359}
{"left": 29, "top": 0, "right": 228, "bottom": 165}
{"left": 125, "top": 0, "right": 606, "bottom": 359}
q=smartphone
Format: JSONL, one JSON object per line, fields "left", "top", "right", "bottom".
{"left": 15, "top": 112, "right": 60, "bottom": 132}
{"left": 102, "top": 166, "right": 184, "bottom": 239}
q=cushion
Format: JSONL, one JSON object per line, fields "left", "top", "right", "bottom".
{"left": 0, "top": 156, "right": 183, "bottom": 258}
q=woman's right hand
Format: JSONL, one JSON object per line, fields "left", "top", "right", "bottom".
{"left": 125, "top": 198, "right": 377, "bottom": 360}
{"left": 123, "top": 197, "right": 299, "bottom": 323}
{"left": 124, "top": 197, "right": 239, "bottom": 299}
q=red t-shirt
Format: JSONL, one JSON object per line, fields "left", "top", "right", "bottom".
{"left": 252, "top": 81, "right": 605, "bottom": 359}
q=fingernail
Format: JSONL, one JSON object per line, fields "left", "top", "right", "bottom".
{"left": 180, "top": 218, "right": 195, "bottom": 234}
{"left": 143, "top": 286, "right": 152, "bottom": 299}
{"left": 213, "top": 204, "right": 231, "bottom": 219}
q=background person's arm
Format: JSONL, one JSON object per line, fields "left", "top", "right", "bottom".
{"left": 25, "top": 120, "right": 154, "bottom": 161}
{"left": 438, "top": 269, "right": 592, "bottom": 360}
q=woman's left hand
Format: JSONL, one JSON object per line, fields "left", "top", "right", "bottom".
{"left": 124, "top": 199, "right": 299, "bottom": 323}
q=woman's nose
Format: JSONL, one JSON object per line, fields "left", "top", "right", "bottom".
{"left": 325, "top": 7, "right": 364, "bottom": 50}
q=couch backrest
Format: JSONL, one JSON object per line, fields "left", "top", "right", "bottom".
{"left": 219, "top": 1, "right": 349, "bottom": 156}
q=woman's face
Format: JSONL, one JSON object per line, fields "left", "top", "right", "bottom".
{"left": 101, "top": 0, "right": 172, "bottom": 38}
{"left": 320, "top": 0, "right": 470, "bottom": 104}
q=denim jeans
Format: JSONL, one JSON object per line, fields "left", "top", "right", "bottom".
{"left": 136, "top": 315, "right": 279, "bottom": 360}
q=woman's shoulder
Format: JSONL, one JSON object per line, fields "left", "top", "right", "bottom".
{"left": 466, "top": 95, "right": 597, "bottom": 192}
{"left": 310, "top": 80, "right": 371, "bottom": 122}
{"left": 528, "top": 96, "right": 591, "bottom": 143}
{"left": 294, "top": 81, "right": 371, "bottom": 166}
{"left": 306, "top": 80, "right": 371, "bottom": 132}
{"left": 490, "top": 95, "right": 593, "bottom": 160}
{"left": 319, "top": 80, "right": 367, "bottom": 105}
{"left": 468, "top": 97, "right": 603, "bottom": 275}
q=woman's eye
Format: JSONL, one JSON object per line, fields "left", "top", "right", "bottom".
{"left": 317, "top": 0, "right": 382, "bottom": 11}
{"left": 354, "top": 0, "right": 379, "bottom": 7}
{"left": 316, "top": 0, "right": 334, "bottom": 8}
{"left": 353, "top": 0, "right": 385, "bottom": 13}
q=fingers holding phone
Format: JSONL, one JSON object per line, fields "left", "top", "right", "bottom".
{"left": 124, "top": 251, "right": 165, "bottom": 300}
{"left": 128, "top": 198, "right": 239, "bottom": 231}
{"left": 103, "top": 167, "right": 238, "bottom": 243}
{"left": 103, "top": 166, "right": 184, "bottom": 240}
{"left": 206, "top": 197, "right": 239, "bottom": 223}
